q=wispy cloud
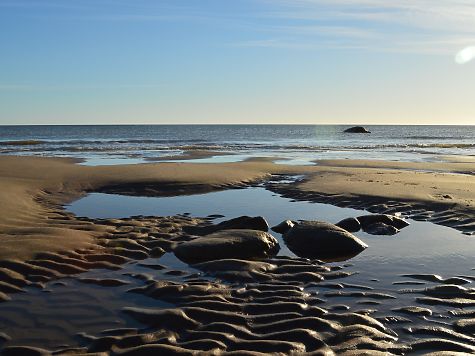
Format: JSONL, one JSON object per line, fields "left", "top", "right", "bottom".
{"left": 249, "top": 0, "right": 475, "bottom": 55}
{"left": 3, "top": 0, "right": 475, "bottom": 56}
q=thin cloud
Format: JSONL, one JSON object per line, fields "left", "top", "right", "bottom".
{"left": 255, "top": 0, "right": 475, "bottom": 55}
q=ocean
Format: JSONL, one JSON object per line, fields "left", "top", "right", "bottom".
{"left": 1, "top": 125, "right": 474, "bottom": 164}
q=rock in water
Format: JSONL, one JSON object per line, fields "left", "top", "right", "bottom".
{"left": 185, "top": 215, "right": 269, "bottom": 235}
{"left": 357, "top": 214, "right": 409, "bottom": 230}
{"left": 283, "top": 221, "right": 368, "bottom": 261}
{"left": 344, "top": 126, "right": 371, "bottom": 133}
{"left": 336, "top": 217, "right": 361, "bottom": 232}
{"left": 271, "top": 220, "right": 296, "bottom": 234}
{"left": 214, "top": 215, "right": 269, "bottom": 231}
{"left": 174, "top": 229, "right": 280, "bottom": 264}
{"left": 363, "top": 222, "right": 399, "bottom": 235}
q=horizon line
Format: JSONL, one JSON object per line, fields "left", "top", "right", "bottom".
{"left": 1, "top": 123, "right": 474, "bottom": 127}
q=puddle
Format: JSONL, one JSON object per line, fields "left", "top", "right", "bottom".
{"left": 80, "top": 157, "right": 148, "bottom": 166}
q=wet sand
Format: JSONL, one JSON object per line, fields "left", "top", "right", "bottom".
{"left": 1, "top": 155, "right": 475, "bottom": 354}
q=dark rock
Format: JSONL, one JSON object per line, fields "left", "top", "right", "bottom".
{"left": 271, "top": 220, "right": 296, "bottom": 234}
{"left": 363, "top": 222, "right": 399, "bottom": 235}
{"left": 283, "top": 221, "right": 368, "bottom": 261}
{"left": 344, "top": 126, "right": 371, "bottom": 133}
{"left": 186, "top": 216, "right": 269, "bottom": 235}
{"left": 336, "top": 217, "right": 361, "bottom": 233}
{"left": 357, "top": 214, "right": 409, "bottom": 229}
{"left": 214, "top": 215, "right": 269, "bottom": 231}
{"left": 174, "top": 229, "right": 280, "bottom": 264}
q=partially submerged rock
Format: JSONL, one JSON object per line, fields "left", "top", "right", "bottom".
{"left": 357, "top": 214, "right": 409, "bottom": 230}
{"left": 214, "top": 215, "right": 269, "bottom": 232}
{"left": 271, "top": 220, "right": 296, "bottom": 234}
{"left": 283, "top": 221, "right": 368, "bottom": 261}
{"left": 335, "top": 214, "right": 408, "bottom": 235}
{"left": 363, "top": 222, "right": 399, "bottom": 236}
{"left": 344, "top": 126, "right": 371, "bottom": 133}
{"left": 336, "top": 217, "right": 361, "bottom": 233}
{"left": 185, "top": 215, "right": 269, "bottom": 235}
{"left": 174, "top": 229, "right": 280, "bottom": 264}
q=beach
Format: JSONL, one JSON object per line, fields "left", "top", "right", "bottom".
{"left": 3, "top": 0, "right": 475, "bottom": 352}
{"left": 1, "top": 150, "right": 475, "bottom": 354}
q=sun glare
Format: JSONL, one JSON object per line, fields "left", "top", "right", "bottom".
{"left": 455, "top": 46, "right": 475, "bottom": 64}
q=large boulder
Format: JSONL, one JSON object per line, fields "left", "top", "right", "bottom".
{"left": 357, "top": 214, "right": 409, "bottom": 230}
{"left": 185, "top": 216, "right": 269, "bottom": 235}
{"left": 344, "top": 126, "right": 371, "bottom": 133}
{"left": 283, "top": 221, "right": 367, "bottom": 261}
{"left": 174, "top": 229, "right": 280, "bottom": 264}
{"left": 214, "top": 215, "right": 269, "bottom": 231}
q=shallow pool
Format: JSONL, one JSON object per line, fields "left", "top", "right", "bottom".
{"left": 68, "top": 186, "right": 475, "bottom": 279}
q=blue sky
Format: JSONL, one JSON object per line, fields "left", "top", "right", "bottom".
{"left": 0, "top": 0, "right": 474, "bottom": 124}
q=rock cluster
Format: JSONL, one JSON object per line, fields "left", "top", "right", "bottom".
{"left": 336, "top": 214, "right": 410, "bottom": 236}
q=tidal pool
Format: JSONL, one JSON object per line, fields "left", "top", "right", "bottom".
{"left": 68, "top": 186, "right": 475, "bottom": 277}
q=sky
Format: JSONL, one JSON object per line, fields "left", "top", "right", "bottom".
{"left": 0, "top": 0, "right": 474, "bottom": 125}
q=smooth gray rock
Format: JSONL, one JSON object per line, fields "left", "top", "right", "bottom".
{"left": 344, "top": 126, "right": 371, "bottom": 133}
{"left": 336, "top": 217, "right": 361, "bottom": 233}
{"left": 283, "top": 221, "right": 368, "bottom": 261}
{"left": 174, "top": 229, "right": 280, "bottom": 264}
{"left": 214, "top": 215, "right": 269, "bottom": 231}
{"left": 363, "top": 222, "right": 399, "bottom": 235}
{"left": 185, "top": 215, "right": 269, "bottom": 235}
{"left": 357, "top": 214, "right": 409, "bottom": 229}
{"left": 271, "top": 220, "right": 296, "bottom": 234}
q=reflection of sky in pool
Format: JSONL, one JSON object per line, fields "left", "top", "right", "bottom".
{"left": 80, "top": 156, "right": 147, "bottom": 166}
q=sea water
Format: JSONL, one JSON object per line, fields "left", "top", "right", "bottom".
{"left": 1, "top": 125, "right": 474, "bottom": 164}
